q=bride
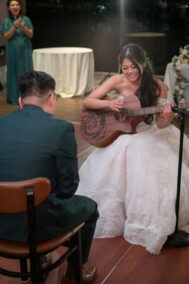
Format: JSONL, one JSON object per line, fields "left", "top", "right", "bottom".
{"left": 76, "top": 43, "right": 189, "bottom": 254}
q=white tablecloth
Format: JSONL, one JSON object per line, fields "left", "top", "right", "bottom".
{"left": 164, "top": 62, "right": 189, "bottom": 102}
{"left": 33, "top": 47, "right": 94, "bottom": 98}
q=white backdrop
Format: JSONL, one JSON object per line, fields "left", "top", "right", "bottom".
{"left": 164, "top": 63, "right": 189, "bottom": 102}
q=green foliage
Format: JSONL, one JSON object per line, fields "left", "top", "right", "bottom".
{"left": 172, "top": 45, "right": 189, "bottom": 102}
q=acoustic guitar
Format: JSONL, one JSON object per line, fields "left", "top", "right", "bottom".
{"left": 80, "top": 95, "right": 189, "bottom": 148}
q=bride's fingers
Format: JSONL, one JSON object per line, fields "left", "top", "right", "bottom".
{"left": 163, "top": 103, "right": 172, "bottom": 113}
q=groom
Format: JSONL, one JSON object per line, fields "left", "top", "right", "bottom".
{"left": 0, "top": 71, "right": 99, "bottom": 283}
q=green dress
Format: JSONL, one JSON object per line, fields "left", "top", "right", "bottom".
{"left": 1, "top": 16, "right": 33, "bottom": 105}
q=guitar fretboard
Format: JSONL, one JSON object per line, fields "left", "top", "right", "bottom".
{"left": 126, "top": 102, "right": 189, "bottom": 117}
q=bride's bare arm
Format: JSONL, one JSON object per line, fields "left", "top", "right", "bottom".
{"left": 83, "top": 75, "right": 125, "bottom": 112}
{"left": 156, "top": 79, "right": 174, "bottom": 129}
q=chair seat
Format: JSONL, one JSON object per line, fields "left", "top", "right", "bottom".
{"left": 0, "top": 222, "right": 84, "bottom": 256}
{"left": 0, "top": 178, "right": 84, "bottom": 284}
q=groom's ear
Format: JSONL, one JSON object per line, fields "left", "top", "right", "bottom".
{"left": 18, "top": 97, "right": 23, "bottom": 108}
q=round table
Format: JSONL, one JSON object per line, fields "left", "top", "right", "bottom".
{"left": 33, "top": 47, "right": 94, "bottom": 98}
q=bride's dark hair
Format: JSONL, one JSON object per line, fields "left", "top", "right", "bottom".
{"left": 7, "top": 0, "right": 22, "bottom": 18}
{"left": 118, "top": 44, "right": 161, "bottom": 108}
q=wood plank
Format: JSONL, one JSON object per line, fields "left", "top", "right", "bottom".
{"left": 86, "top": 237, "right": 131, "bottom": 284}
{"left": 0, "top": 90, "right": 18, "bottom": 116}
{"left": 106, "top": 244, "right": 189, "bottom": 284}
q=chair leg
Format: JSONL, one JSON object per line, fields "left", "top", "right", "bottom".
{"left": 30, "top": 253, "right": 39, "bottom": 284}
{"left": 20, "top": 258, "right": 28, "bottom": 283}
{"left": 75, "top": 230, "right": 82, "bottom": 284}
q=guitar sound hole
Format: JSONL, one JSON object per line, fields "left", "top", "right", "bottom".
{"left": 114, "top": 110, "right": 127, "bottom": 122}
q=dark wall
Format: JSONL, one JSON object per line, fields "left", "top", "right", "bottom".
{"left": 28, "top": 9, "right": 121, "bottom": 73}
{"left": 27, "top": 1, "right": 189, "bottom": 74}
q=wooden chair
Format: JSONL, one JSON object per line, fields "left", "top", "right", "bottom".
{"left": 0, "top": 177, "right": 84, "bottom": 284}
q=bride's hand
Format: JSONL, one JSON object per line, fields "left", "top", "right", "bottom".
{"left": 13, "top": 19, "right": 20, "bottom": 28}
{"left": 108, "top": 98, "right": 125, "bottom": 112}
{"left": 163, "top": 103, "right": 173, "bottom": 114}
{"left": 156, "top": 103, "right": 174, "bottom": 128}
{"left": 163, "top": 103, "right": 174, "bottom": 121}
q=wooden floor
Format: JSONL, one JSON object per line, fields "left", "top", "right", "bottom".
{"left": 1, "top": 75, "right": 189, "bottom": 284}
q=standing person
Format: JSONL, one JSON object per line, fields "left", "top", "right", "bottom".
{"left": 77, "top": 43, "right": 189, "bottom": 254}
{"left": 0, "top": 71, "right": 98, "bottom": 283}
{"left": 1, "top": 0, "right": 33, "bottom": 105}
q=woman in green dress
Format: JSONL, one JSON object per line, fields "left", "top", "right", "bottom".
{"left": 1, "top": 0, "right": 33, "bottom": 105}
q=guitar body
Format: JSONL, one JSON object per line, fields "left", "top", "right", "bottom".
{"left": 80, "top": 95, "right": 145, "bottom": 147}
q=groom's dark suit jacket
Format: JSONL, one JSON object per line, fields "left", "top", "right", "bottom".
{"left": 0, "top": 105, "right": 97, "bottom": 242}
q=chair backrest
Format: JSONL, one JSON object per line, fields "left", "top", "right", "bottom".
{"left": 0, "top": 177, "right": 51, "bottom": 214}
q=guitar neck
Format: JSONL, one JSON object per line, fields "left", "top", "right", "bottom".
{"left": 127, "top": 105, "right": 163, "bottom": 117}
{"left": 126, "top": 102, "right": 189, "bottom": 117}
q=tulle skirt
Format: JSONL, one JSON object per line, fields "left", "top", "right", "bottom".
{"left": 77, "top": 122, "right": 189, "bottom": 254}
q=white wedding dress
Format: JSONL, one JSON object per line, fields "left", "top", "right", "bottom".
{"left": 76, "top": 99, "right": 189, "bottom": 254}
